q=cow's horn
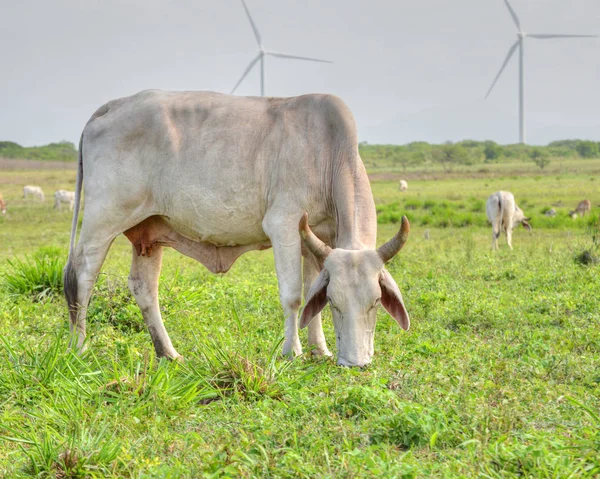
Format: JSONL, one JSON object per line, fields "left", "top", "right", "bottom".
{"left": 378, "top": 216, "right": 410, "bottom": 263}
{"left": 299, "top": 212, "right": 332, "bottom": 260}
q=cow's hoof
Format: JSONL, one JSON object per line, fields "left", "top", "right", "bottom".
{"left": 282, "top": 340, "right": 302, "bottom": 359}
{"left": 158, "top": 351, "right": 184, "bottom": 362}
{"left": 310, "top": 346, "right": 333, "bottom": 357}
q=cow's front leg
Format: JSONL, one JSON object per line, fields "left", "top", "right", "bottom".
{"left": 263, "top": 215, "right": 303, "bottom": 357}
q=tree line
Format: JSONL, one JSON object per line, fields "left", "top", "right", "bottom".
{"left": 359, "top": 139, "right": 600, "bottom": 172}
{"left": 0, "top": 141, "right": 77, "bottom": 162}
{"left": 1, "top": 138, "right": 600, "bottom": 169}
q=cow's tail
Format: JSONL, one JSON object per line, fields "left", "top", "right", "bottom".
{"left": 495, "top": 193, "right": 503, "bottom": 238}
{"left": 63, "top": 133, "right": 84, "bottom": 315}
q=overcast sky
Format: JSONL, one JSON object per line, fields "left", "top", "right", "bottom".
{"left": 1, "top": 0, "right": 599, "bottom": 147}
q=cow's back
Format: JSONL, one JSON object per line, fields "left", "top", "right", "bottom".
{"left": 81, "top": 90, "right": 360, "bottom": 245}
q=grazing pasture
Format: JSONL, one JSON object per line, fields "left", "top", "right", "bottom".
{"left": 0, "top": 163, "right": 599, "bottom": 477}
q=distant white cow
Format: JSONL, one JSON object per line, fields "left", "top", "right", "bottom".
{"left": 54, "top": 190, "right": 75, "bottom": 211}
{"left": 569, "top": 200, "right": 591, "bottom": 218}
{"left": 0, "top": 194, "right": 6, "bottom": 214}
{"left": 23, "top": 185, "right": 45, "bottom": 202}
{"left": 398, "top": 180, "right": 408, "bottom": 192}
{"left": 486, "top": 191, "right": 531, "bottom": 250}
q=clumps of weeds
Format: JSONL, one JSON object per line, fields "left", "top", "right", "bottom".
{"left": 483, "top": 433, "right": 597, "bottom": 477}
{"left": 4, "top": 427, "right": 122, "bottom": 479}
{"left": 94, "top": 349, "right": 216, "bottom": 409}
{"left": 4, "top": 246, "right": 65, "bottom": 301}
{"left": 575, "top": 250, "right": 599, "bottom": 266}
{"left": 562, "top": 396, "right": 600, "bottom": 467}
{"left": 574, "top": 217, "right": 600, "bottom": 266}
{"left": 191, "top": 337, "right": 322, "bottom": 402}
{"left": 370, "top": 402, "right": 452, "bottom": 450}
{"left": 332, "top": 385, "right": 399, "bottom": 418}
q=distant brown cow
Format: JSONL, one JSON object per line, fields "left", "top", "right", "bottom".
{"left": 0, "top": 194, "right": 6, "bottom": 214}
{"left": 569, "top": 200, "right": 591, "bottom": 218}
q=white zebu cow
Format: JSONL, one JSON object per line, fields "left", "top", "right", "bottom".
{"left": 486, "top": 191, "right": 531, "bottom": 250}
{"left": 64, "top": 90, "right": 411, "bottom": 367}
{"left": 54, "top": 190, "right": 75, "bottom": 211}
{"left": 398, "top": 180, "right": 408, "bottom": 192}
{"left": 23, "top": 185, "right": 45, "bottom": 202}
{"left": 0, "top": 193, "right": 6, "bottom": 214}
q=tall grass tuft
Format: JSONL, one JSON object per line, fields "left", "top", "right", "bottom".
{"left": 574, "top": 217, "right": 600, "bottom": 265}
{"left": 4, "top": 246, "right": 66, "bottom": 301}
{"left": 195, "top": 338, "right": 287, "bottom": 400}
{"left": 191, "top": 336, "right": 324, "bottom": 401}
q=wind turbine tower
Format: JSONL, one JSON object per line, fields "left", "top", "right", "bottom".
{"left": 485, "top": 0, "right": 597, "bottom": 144}
{"left": 231, "top": 0, "right": 333, "bottom": 97}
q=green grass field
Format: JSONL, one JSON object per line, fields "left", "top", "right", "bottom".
{"left": 0, "top": 161, "right": 599, "bottom": 478}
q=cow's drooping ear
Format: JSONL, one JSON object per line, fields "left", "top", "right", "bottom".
{"left": 300, "top": 270, "right": 330, "bottom": 329}
{"left": 379, "top": 269, "right": 410, "bottom": 330}
{"left": 522, "top": 219, "right": 532, "bottom": 231}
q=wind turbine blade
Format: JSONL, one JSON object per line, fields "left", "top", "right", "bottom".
{"left": 241, "top": 0, "right": 262, "bottom": 47}
{"left": 231, "top": 54, "right": 261, "bottom": 94}
{"left": 266, "top": 51, "right": 333, "bottom": 63}
{"left": 528, "top": 33, "right": 598, "bottom": 39}
{"left": 503, "top": 0, "right": 522, "bottom": 31}
{"left": 485, "top": 40, "right": 520, "bottom": 99}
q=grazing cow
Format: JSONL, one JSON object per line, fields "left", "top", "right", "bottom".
{"left": 398, "top": 180, "right": 408, "bottom": 192}
{"left": 545, "top": 208, "right": 556, "bottom": 217}
{"left": 0, "top": 194, "right": 6, "bottom": 214}
{"left": 569, "top": 200, "right": 591, "bottom": 218}
{"left": 23, "top": 185, "right": 45, "bottom": 202}
{"left": 54, "top": 190, "right": 75, "bottom": 211}
{"left": 64, "top": 90, "right": 411, "bottom": 367}
{"left": 486, "top": 191, "right": 531, "bottom": 250}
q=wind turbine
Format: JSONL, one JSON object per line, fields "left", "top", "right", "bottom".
{"left": 485, "top": 0, "right": 597, "bottom": 144}
{"left": 231, "top": 0, "right": 332, "bottom": 96}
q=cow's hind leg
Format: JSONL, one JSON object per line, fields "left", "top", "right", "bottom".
{"left": 491, "top": 225, "right": 500, "bottom": 250}
{"left": 128, "top": 244, "right": 181, "bottom": 359}
{"left": 303, "top": 254, "right": 332, "bottom": 357}
{"left": 64, "top": 231, "right": 114, "bottom": 352}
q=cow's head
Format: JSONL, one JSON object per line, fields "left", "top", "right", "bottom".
{"left": 298, "top": 214, "right": 410, "bottom": 367}
{"left": 514, "top": 206, "right": 532, "bottom": 231}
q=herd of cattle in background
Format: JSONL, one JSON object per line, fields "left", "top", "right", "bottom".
{"left": 0, "top": 182, "right": 593, "bottom": 252}
{"left": 4, "top": 185, "right": 75, "bottom": 211}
